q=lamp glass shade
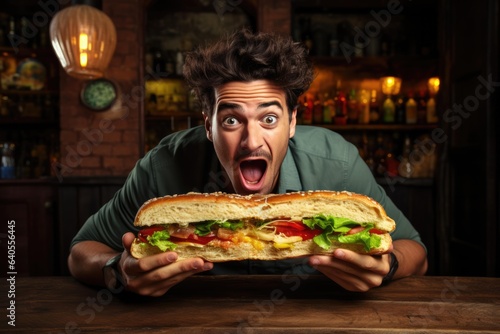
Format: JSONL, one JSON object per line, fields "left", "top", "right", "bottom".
{"left": 380, "top": 76, "right": 402, "bottom": 95}
{"left": 50, "top": 5, "right": 117, "bottom": 79}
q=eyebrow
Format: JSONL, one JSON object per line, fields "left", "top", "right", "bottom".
{"left": 216, "top": 101, "right": 284, "bottom": 113}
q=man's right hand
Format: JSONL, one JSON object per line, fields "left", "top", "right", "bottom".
{"left": 119, "top": 232, "right": 214, "bottom": 297}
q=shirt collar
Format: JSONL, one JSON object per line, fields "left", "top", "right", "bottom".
{"left": 277, "top": 146, "right": 302, "bottom": 193}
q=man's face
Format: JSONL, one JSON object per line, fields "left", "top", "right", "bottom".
{"left": 204, "top": 80, "right": 296, "bottom": 195}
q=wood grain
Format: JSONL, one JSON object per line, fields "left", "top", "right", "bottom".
{"left": 1, "top": 275, "right": 499, "bottom": 333}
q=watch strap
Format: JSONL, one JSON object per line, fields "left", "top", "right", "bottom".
{"left": 382, "top": 252, "right": 399, "bottom": 285}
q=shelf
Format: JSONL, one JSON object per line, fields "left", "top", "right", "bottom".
{"left": 315, "top": 123, "right": 438, "bottom": 131}
{"left": 376, "top": 177, "right": 434, "bottom": 187}
{"left": 0, "top": 89, "right": 59, "bottom": 95}
{"left": 146, "top": 111, "right": 203, "bottom": 120}
{"left": 0, "top": 46, "right": 55, "bottom": 59}
{"left": 0, "top": 117, "right": 58, "bottom": 125}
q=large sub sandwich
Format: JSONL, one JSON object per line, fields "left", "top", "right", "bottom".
{"left": 130, "top": 190, "right": 396, "bottom": 261}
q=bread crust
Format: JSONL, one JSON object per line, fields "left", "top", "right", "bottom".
{"left": 134, "top": 190, "right": 395, "bottom": 232}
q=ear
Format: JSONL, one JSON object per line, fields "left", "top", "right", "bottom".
{"left": 203, "top": 112, "right": 213, "bottom": 142}
{"left": 289, "top": 108, "right": 297, "bottom": 138}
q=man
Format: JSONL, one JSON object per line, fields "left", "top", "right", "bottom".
{"left": 69, "top": 29, "right": 427, "bottom": 297}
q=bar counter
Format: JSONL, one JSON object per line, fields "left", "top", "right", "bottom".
{"left": 1, "top": 275, "right": 499, "bottom": 333}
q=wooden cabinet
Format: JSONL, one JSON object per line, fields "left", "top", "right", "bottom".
{"left": 0, "top": 9, "right": 60, "bottom": 180}
{"left": 0, "top": 181, "right": 57, "bottom": 276}
{"left": 57, "top": 177, "right": 125, "bottom": 275}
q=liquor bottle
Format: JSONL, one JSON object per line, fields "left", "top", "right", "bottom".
{"left": 373, "top": 133, "right": 387, "bottom": 176}
{"left": 382, "top": 95, "right": 395, "bottom": 123}
{"left": 369, "top": 89, "right": 380, "bottom": 123}
{"left": 322, "top": 92, "right": 333, "bottom": 124}
{"left": 347, "top": 89, "right": 359, "bottom": 124}
{"left": 426, "top": 93, "right": 438, "bottom": 123}
{"left": 313, "top": 93, "right": 324, "bottom": 124}
{"left": 334, "top": 89, "right": 347, "bottom": 125}
{"left": 384, "top": 138, "right": 399, "bottom": 177}
{"left": 358, "top": 89, "right": 370, "bottom": 124}
{"left": 395, "top": 95, "right": 406, "bottom": 124}
{"left": 302, "top": 94, "right": 313, "bottom": 125}
{"left": 405, "top": 91, "right": 417, "bottom": 124}
{"left": 416, "top": 89, "right": 427, "bottom": 124}
{"left": 398, "top": 136, "right": 413, "bottom": 178}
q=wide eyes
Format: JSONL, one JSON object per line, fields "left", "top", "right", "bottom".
{"left": 221, "top": 115, "right": 278, "bottom": 127}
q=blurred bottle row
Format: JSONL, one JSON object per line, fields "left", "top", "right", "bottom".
{"left": 297, "top": 85, "right": 439, "bottom": 126}
{"left": 0, "top": 134, "right": 60, "bottom": 180}
{"left": 352, "top": 132, "right": 436, "bottom": 179}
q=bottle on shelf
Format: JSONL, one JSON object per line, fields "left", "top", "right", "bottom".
{"left": 373, "top": 133, "right": 387, "bottom": 176}
{"left": 395, "top": 95, "right": 406, "bottom": 124}
{"left": 416, "top": 89, "right": 427, "bottom": 124}
{"left": 347, "top": 89, "right": 359, "bottom": 124}
{"left": 382, "top": 95, "right": 395, "bottom": 123}
{"left": 313, "top": 93, "right": 324, "bottom": 124}
{"left": 398, "top": 136, "right": 413, "bottom": 178}
{"left": 322, "top": 92, "right": 333, "bottom": 124}
{"left": 405, "top": 91, "right": 417, "bottom": 124}
{"left": 426, "top": 92, "right": 438, "bottom": 123}
{"left": 334, "top": 89, "right": 347, "bottom": 125}
{"left": 301, "top": 93, "right": 313, "bottom": 125}
{"left": 369, "top": 89, "right": 380, "bottom": 123}
{"left": 0, "top": 142, "right": 16, "bottom": 179}
{"left": 358, "top": 89, "right": 370, "bottom": 124}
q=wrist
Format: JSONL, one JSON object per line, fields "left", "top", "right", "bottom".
{"left": 102, "top": 253, "right": 126, "bottom": 292}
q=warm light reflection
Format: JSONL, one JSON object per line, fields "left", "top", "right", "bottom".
{"left": 80, "top": 53, "right": 88, "bottom": 67}
{"left": 380, "top": 76, "right": 402, "bottom": 95}
{"left": 79, "top": 33, "right": 88, "bottom": 50}
{"left": 428, "top": 77, "right": 440, "bottom": 95}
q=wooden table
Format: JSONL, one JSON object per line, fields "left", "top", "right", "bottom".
{"left": 1, "top": 275, "right": 499, "bottom": 333}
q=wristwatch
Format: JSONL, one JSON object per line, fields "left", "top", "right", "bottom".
{"left": 382, "top": 252, "right": 399, "bottom": 285}
{"left": 103, "top": 254, "right": 125, "bottom": 291}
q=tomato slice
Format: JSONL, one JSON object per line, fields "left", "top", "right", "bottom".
{"left": 138, "top": 226, "right": 166, "bottom": 243}
{"left": 267, "top": 220, "right": 321, "bottom": 241}
{"left": 270, "top": 220, "right": 306, "bottom": 230}
{"left": 369, "top": 228, "right": 385, "bottom": 235}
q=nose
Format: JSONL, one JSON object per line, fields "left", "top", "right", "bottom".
{"left": 241, "top": 122, "right": 263, "bottom": 151}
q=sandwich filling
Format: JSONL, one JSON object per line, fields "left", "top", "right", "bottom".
{"left": 137, "top": 215, "right": 385, "bottom": 253}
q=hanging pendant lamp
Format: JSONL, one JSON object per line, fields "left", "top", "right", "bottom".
{"left": 50, "top": 0, "right": 117, "bottom": 79}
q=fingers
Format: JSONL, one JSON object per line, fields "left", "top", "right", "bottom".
{"left": 119, "top": 232, "right": 214, "bottom": 296}
{"left": 129, "top": 259, "right": 213, "bottom": 296}
{"left": 309, "top": 249, "right": 390, "bottom": 292}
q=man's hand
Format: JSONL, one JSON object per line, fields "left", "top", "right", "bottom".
{"left": 309, "top": 249, "right": 392, "bottom": 292}
{"left": 308, "top": 239, "right": 428, "bottom": 292}
{"left": 119, "top": 232, "right": 213, "bottom": 297}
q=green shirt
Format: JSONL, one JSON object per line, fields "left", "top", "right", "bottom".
{"left": 72, "top": 125, "right": 424, "bottom": 274}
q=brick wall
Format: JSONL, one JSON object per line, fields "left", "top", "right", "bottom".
{"left": 57, "top": 0, "right": 144, "bottom": 178}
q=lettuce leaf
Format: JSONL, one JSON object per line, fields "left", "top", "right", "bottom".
{"left": 303, "top": 215, "right": 379, "bottom": 251}
{"left": 337, "top": 228, "right": 381, "bottom": 251}
{"left": 194, "top": 220, "right": 244, "bottom": 236}
{"left": 147, "top": 230, "right": 177, "bottom": 252}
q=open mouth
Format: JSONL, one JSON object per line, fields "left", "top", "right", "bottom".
{"left": 240, "top": 159, "right": 267, "bottom": 186}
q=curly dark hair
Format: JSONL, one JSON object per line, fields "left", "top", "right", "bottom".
{"left": 183, "top": 28, "right": 314, "bottom": 118}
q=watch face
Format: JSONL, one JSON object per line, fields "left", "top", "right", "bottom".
{"left": 81, "top": 79, "right": 117, "bottom": 111}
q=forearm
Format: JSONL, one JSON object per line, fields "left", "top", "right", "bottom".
{"left": 392, "top": 239, "right": 428, "bottom": 279}
{"left": 68, "top": 241, "right": 121, "bottom": 287}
